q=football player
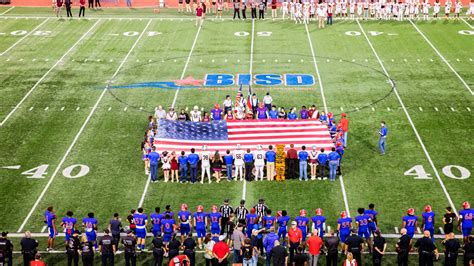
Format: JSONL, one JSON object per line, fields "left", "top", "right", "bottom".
{"left": 254, "top": 145, "right": 266, "bottom": 181}
{"left": 263, "top": 209, "right": 275, "bottom": 230}
{"left": 337, "top": 211, "right": 352, "bottom": 250}
{"left": 200, "top": 145, "right": 212, "bottom": 184}
{"left": 295, "top": 209, "right": 310, "bottom": 241}
{"left": 45, "top": 206, "right": 57, "bottom": 251}
{"left": 208, "top": 205, "right": 222, "bottom": 242}
{"left": 421, "top": 205, "right": 435, "bottom": 241}
{"left": 233, "top": 144, "right": 245, "bottom": 181}
{"left": 178, "top": 204, "right": 192, "bottom": 243}
{"left": 277, "top": 210, "right": 291, "bottom": 245}
{"left": 190, "top": 106, "right": 202, "bottom": 122}
{"left": 365, "top": 203, "right": 378, "bottom": 236}
{"left": 161, "top": 214, "right": 175, "bottom": 243}
{"left": 83, "top": 212, "right": 98, "bottom": 250}
{"left": 133, "top": 207, "right": 148, "bottom": 251}
{"left": 311, "top": 208, "right": 326, "bottom": 238}
{"left": 459, "top": 201, "right": 473, "bottom": 244}
{"left": 61, "top": 211, "right": 77, "bottom": 243}
{"left": 402, "top": 208, "right": 418, "bottom": 239}
{"left": 246, "top": 208, "right": 258, "bottom": 237}
{"left": 193, "top": 205, "right": 207, "bottom": 249}
{"left": 150, "top": 207, "right": 163, "bottom": 237}
{"left": 355, "top": 208, "right": 372, "bottom": 251}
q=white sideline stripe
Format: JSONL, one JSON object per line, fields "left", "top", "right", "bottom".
{"left": 0, "top": 6, "right": 15, "bottom": 16}
{"left": 305, "top": 21, "right": 350, "bottom": 217}
{"left": 0, "top": 20, "right": 101, "bottom": 127}
{"left": 356, "top": 20, "right": 458, "bottom": 215}
{"left": 139, "top": 22, "right": 202, "bottom": 209}
{"left": 0, "top": 18, "right": 49, "bottom": 56}
{"left": 439, "top": 227, "right": 445, "bottom": 235}
{"left": 417, "top": 227, "right": 422, "bottom": 234}
{"left": 41, "top": 226, "right": 46, "bottom": 233}
{"left": 461, "top": 18, "right": 474, "bottom": 29}
{"left": 17, "top": 19, "right": 153, "bottom": 233}
{"left": 170, "top": 23, "right": 202, "bottom": 109}
{"left": 394, "top": 227, "right": 399, "bottom": 234}
{"left": 409, "top": 20, "right": 473, "bottom": 96}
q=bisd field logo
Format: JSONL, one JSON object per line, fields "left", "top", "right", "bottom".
{"left": 111, "top": 74, "right": 315, "bottom": 90}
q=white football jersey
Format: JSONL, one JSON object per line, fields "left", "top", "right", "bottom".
{"left": 233, "top": 149, "right": 245, "bottom": 165}
{"left": 254, "top": 150, "right": 266, "bottom": 166}
{"left": 190, "top": 111, "right": 201, "bottom": 122}
{"left": 201, "top": 151, "right": 211, "bottom": 166}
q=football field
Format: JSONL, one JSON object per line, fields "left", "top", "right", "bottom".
{"left": 0, "top": 6, "right": 473, "bottom": 264}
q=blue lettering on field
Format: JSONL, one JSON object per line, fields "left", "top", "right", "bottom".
{"left": 204, "top": 74, "right": 234, "bottom": 86}
{"left": 255, "top": 74, "right": 282, "bottom": 86}
{"left": 237, "top": 74, "right": 251, "bottom": 85}
{"left": 285, "top": 74, "right": 315, "bottom": 86}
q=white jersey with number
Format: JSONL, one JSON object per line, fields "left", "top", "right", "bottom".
{"left": 433, "top": 2, "right": 440, "bottom": 13}
{"left": 470, "top": 2, "right": 474, "bottom": 14}
{"left": 254, "top": 150, "right": 266, "bottom": 166}
{"left": 201, "top": 151, "right": 211, "bottom": 167}
{"left": 190, "top": 111, "right": 202, "bottom": 122}
{"left": 233, "top": 149, "right": 245, "bottom": 166}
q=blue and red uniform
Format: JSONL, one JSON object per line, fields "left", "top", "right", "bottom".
{"left": 263, "top": 215, "right": 275, "bottom": 230}
{"left": 364, "top": 209, "right": 378, "bottom": 234}
{"left": 61, "top": 216, "right": 77, "bottom": 241}
{"left": 355, "top": 214, "right": 370, "bottom": 239}
{"left": 295, "top": 216, "right": 310, "bottom": 241}
{"left": 211, "top": 108, "right": 222, "bottom": 120}
{"left": 460, "top": 209, "right": 474, "bottom": 237}
{"left": 311, "top": 215, "right": 326, "bottom": 238}
{"left": 338, "top": 217, "right": 352, "bottom": 242}
{"left": 402, "top": 215, "right": 418, "bottom": 238}
{"left": 194, "top": 212, "right": 207, "bottom": 238}
{"left": 45, "top": 211, "right": 57, "bottom": 239}
{"left": 133, "top": 213, "right": 148, "bottom": 239}
{"left": 150, "top": 212, "right": 163, "bottom": 237}
{"left": 83, "top": 217, "right": 98, "bottom": 244}
{"left": 161, "top": 218, "right": 175, "bottom": 242}
{"left": 246, "top": 213, "right": 258, "bottom": 237}
{"left": 422, "top": 211, "right": 435, "bottom": 239}
{"left": 208, "top": 212, "right": 221, "bottom": 235}
{"left": 178, "top": 211, "right": 192, "bottom": 236}
{"left": 277, "top": 215, "right": 290, "bottom": 240}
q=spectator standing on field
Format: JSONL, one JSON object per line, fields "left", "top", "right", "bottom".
{"left": 340, "top": 113, "right": 349, "bottom": 147}
{"left": 292, "top": 246, "right": 308, "bottom": 266}
{"left": 95, "top": 0, "right": 101, "bottom": 9}
{"left": 0, "top": 232, "right": 13, "bottom": 266}
{"left": 379, "top": 121, "right": 388, "bottom": 155}
{"left": 233, "top": 0, "right": 241, "bottom": 19}
{"left": 441, "top": 232, "right": 460, "bottom": 266}
{"left": 270, "top": 240, "right": 288, "bottom": 266}
{"left": 263, "top": 227, "right": 279, "bottom": 266}
{"left": 287, "top": 221, "right": 302, "bottom": 263}
{"left": 231, "top": 224, "right": 245, "bottom": 264}
{"left": 65, "top": 0, "right": 73, "bottom": 17}
{"left": 263, "top": 92, "right": 273, "bottom": 111}
{"left": 286, "top": 144, "right": 298, "bottom": 179}
{"left": 108, "top": 213, "right": 122, "bottom": 246}
{"left": 196, "top": 4, "right": 204, "bottom": 27}
{"left": 88, "top": 0, "right": 93, "bottom": 8}
{"left": 372, "top": 230, "right": 387, "bottom": 266}
{"left": 324, "top": 230, "right": 339, "bottom": 266}
{"left": 78, "top": 0, "right": 86, "bottom": 17}
{"left": 212, "top": 235, "right": 230, "bottom": 265}
{"left": 21, "top": 231, "right": 38, "bottom": 265}
{"left": 306, "top": 229, "right": 323, "bottom": 266}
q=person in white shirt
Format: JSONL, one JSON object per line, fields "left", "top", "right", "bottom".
{"left": 154, "top": 105, "right": 166, "bottom": 120}
{"left": 263, "top": 92, "right": 273, "bottom": 111}
{"left": 200, "top": 145, "right": 212, "bottom": 183}
{"left": 254, "top": 145, "right": 265, "bottom": 181}
{"left": 166, "top": 107, "right": 177, "bottom": 120}
{"left": 422, "top": 0, "right": 430, "bottom": 20}
{"left": 190, "top": 106, "right": 202, "bottom": 122}
{"left": 233, "top": 144, "right": 245, "bottom": 181}
{"left": 469, "top": 2, "right": 474, "bottom": 19}
{"left": 223, "top": 95, "right": 233, "bottom": 114}
{"left": 454, "top": 0, "right": 461, "bottom": 19}
{"left": 433, "top": 0, "right": 440, "bottom": 18}
{"left": 282, "top": 0, "right": 289, "bottom": 18}
{"left": 444, "top": 0, "right": 451, "bottom": 19}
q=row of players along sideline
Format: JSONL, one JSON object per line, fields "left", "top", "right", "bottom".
{"left": 14, "top": 200, "right": 473, "bottom": 263}
{"left": 143, "top": 98, "right": 349, "bottom": 183}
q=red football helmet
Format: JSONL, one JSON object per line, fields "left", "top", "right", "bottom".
{"left": 300, "top": 209, "right": 307, "bottom": 216}
{"left": 214, "top": 103, "right": 220, "bottom": 109}
{"left": 327, "top": 112, "right": 333, "bottom": 118}
{"left": 276, "top": 211, "right": 282, "bottom": 218}
{"left": 463, "top": 201, "right": 470, "bottom": 209}
{"left": 211, "top": 205, "right": 218, "bottom": 212}
{"left": 315, "top": 208, "right": 323, "bottom": 215}
{"left": 196, "top": 205, "right": 204, "bottom": 212}
{"left": 250, "top": 208, "right": 256, "bottom": 214}
{"left": 407, "top": 208, "right": 415, "bottom": 215}
{"left": 424, "top": 205, "right": 432, "bottom": 212}
{"left": 340, "top": 211, "right": 347, "bottom": 218}
{"left": 181, "top": 203, "right": 188, "bottom": 211}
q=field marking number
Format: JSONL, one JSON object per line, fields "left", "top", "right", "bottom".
{"left": 21, "top": 164, "right": 90, "bottom": 179}
{"left": 234, "top": 31, "right": 273, "bottom": 37}
{"left": 405, "top": 164, "right": 470, "bottom": 180}
{"left": 458, "top": 30, "right": 474, "bottom": 35}
{"left": 345, "top": 31, "right": 387, "bottom": 36}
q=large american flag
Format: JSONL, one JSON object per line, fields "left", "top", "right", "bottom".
{"left": 153, "top": 119, "right": 334, "bottom": 153}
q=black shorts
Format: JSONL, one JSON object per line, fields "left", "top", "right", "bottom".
{"left": 444, "top": 224, "right": 454, "bottom": 234}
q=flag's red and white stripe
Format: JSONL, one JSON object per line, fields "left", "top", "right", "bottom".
{"left": 153, "top": 119, "right": 334, "bottom": 153}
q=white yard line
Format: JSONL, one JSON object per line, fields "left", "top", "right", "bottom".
{"left": 356, "top": 19, "right": 457, "bottom": 214}
{"left": 0, "top": 18, "right": 50, "bottom": 56}
{"left": 138, "top": 22, "right": 202, "bottom": 208}
{"left": 305, "top": 23, "right": 350, "bottom": 217}
{"left": 170, "top": 24, "right": 203, "bottom": 108}
{"left": 17, "top": 19, "right": 153, "bottom": 233}
{"left": 460, "top": 18, "right": 474, "bottom": 29}
{"left": 0, "top": 19, "right": 101, "bottom": 127}
{"left": 241, "top": 20, "right": 255, "bottom": 201}
{"left": 0, "top": 6, "right": 15, "bottom": 16}
{"left": 409, "top": 19, "right": 473, "bottom": 95}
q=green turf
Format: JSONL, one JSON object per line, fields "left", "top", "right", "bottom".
{"left": 0, "top": 7, "right": 472, "bottom": 265}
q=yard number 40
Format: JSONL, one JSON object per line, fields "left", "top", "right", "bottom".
{"left": 405, "top": 165, "right": 470, "bottom": 180}
{"left": 21, "top": 164, "right": 90, "bottom": 179}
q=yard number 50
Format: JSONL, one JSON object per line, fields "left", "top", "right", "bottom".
{"left": 405, "top": 165, "right": 470, "bottom": 180}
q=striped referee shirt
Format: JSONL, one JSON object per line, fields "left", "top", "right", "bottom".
{"left": 234, "top": 206, "right": 249, "bottom": 221}
{"left": 254, "top": 203, "right": 268, "bottom": 218}
{"left": 219, "top": 204, "right": 234, "bottom": 218}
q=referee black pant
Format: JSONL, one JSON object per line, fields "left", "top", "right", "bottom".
{"left": 245, "top": 163, "right": 253, "bottom": 181}
{"left": 418, "top": 253, "right": 434, "bottom": 266}
{"left": 251, "top": 7, "right": 257, "bottom": 19}
{"left": 95, "top": 0, "right": 101, "bottom": 7}
{"left": 124, "top": 252, "right": 136, "bottom": 266}
{"left": 259, "top": 9, "right": 264, "bottom": 19}
{"left": 220, "top": 217, "right": 230, "bottom": 235}
{"left": 66, "top": 5, "right": 72, "bottom": 17}
{"left": 88, "top": 0, "right": 93, "bottom": 8}
{"left": 79, "top": 6, "right": 85, "bottom": 17}
{"left": 233, "top": 8, "right": 240, "bottom": 19}
{"left": 242, "top": 6, "right": 246, "bottom": 19}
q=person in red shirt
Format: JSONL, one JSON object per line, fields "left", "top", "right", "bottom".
{"left": 286, "top": 144, "right": 298, "bottom": 179}
{"left": 196, "top": 3, "right": 204, "bottom": 27}
{"left": 30, "top": 254, "right": 46, "bottom": 266}
{"left": 288, "top": 221, "right": 302, "bottom": 263}
{"left": 79, "top": 0, "right": 86, "bottom": 17}
{"left": 212, "top": 235, "right": 230, "bottom": 265}
{"left": 271, "top": 0, "right": 277, "bottom": 20}
{"left": 307, "top": 229, "right": 324, "bottom": 266}
{"left": 339, "top": 113, "right": 349, "bottom": 147}
{"left": 168, "top": 254, "right": 191, "bottom": 266}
